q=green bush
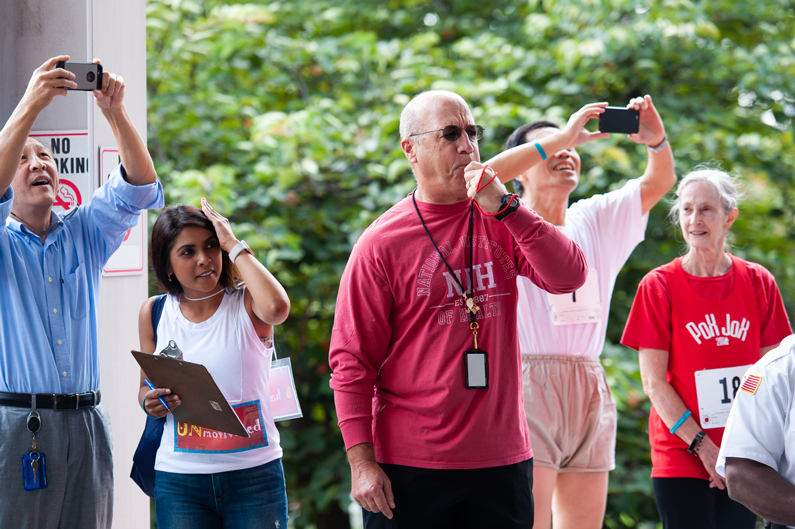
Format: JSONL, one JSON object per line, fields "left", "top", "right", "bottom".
{"left": 146, "top": 0, "right": 795, "bottom": 526}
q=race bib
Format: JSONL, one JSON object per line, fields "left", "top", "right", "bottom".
{"left": 174, "top": 400, "right": 268, "bottom": 453}
{"left": 546, "top": 268, "right": 603, "bottom": 326}
{"left": 694, "top": 365, "right": 752, "bottom": 429}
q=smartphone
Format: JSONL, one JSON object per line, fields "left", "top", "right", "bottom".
{"left": 55, "top": 61, "right": 103, "bottom": 91}
{"left": 598, "top": 107, "right": 639, "bottom": 134}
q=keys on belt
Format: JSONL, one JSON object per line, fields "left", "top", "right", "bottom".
{"left": 0, "top": 390, "right": 101, "bottom": 410}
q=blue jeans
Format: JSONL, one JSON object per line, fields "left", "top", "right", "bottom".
{"left": 155, "top": 459, "right": 288, "bottom": 529}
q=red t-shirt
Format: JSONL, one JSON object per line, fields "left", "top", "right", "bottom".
{"left": 329, "top": 197, "right": 587, "bottom": 469}
{"left": 621, "top": 256, "right": 792, "bottom": 479}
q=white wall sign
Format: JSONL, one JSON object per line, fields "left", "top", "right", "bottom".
{"left": 100, "top": 146, "right": 145, "bottom": 276}
{"left": 30, "top": 130, "right": 92, "bottom": 214}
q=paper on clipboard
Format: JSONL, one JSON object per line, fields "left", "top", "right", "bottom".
{"left": 131, "top": 350, "right": 249, "bottom": 438}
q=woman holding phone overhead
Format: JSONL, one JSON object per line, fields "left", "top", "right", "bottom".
{"left": 136, "top": 199, "right": 291, "bottom": 529}
{"left": 621, "top": 168, "right": 791, "bottom": 529}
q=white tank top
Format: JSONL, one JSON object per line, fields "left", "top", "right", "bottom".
{"left": 153, "top": 287, "right": 282, "bottom": 474}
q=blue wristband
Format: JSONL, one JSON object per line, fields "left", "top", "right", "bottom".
{"left": 669, "top": 410, "right": 691, "bottom": 434}
{"left": 534, "top": 142, "right": 547, "bottom": 161}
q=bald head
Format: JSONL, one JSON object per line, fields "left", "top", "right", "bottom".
{"left": 399, "top": 90, "right": 470, "bottom": 141}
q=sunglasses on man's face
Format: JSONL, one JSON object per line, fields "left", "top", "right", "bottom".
{"left": 410, "top": 124, "right": 485, "bottom": 142}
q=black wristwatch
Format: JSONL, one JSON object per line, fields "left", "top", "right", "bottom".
{"left": 494, "top": 194, "right": 520, "bottom": 221}
{"left": 687, "top": 431, "right": 706, "bottom": 455}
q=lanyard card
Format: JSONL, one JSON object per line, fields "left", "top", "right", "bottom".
{"left": 464, "top": 348, "right": 489, "bottom": 389}
{"left": 694, "top": 364, "right": 752, "bottom": 429}
{"left": 269, "top": 357, "right": 303, "bottom": 422}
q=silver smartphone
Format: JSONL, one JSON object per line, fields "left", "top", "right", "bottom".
{"left": 55, "top": 61, "right": 103, "bottom": 91}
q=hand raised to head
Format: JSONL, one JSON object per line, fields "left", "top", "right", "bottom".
{"left": 201, "top": 198, "right": 239, "bottom": 253}
{"left": 21, "top": 56, "right": 78, "bottom": 113}
{"left": 92, "top": 59, "right": 125, "bottom": 111}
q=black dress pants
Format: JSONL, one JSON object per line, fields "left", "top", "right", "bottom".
{"left": 363, "top": 458, "right": 534, "bottom": 529}
{"left": 653, "top": 477, "right": 758, "bottom": 529}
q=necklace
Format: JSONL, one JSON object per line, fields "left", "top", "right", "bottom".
{"left": 10, "top": 212, "right": 51, "bottom": 237}
{"left": 181, "top": 289, "right": 225, "bottom": 302}
{"left": 411, "top": 191, "right": 482, "bottom": 344}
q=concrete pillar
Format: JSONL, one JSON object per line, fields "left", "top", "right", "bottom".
{"left": 1, "top": 1, "right": 150, "bottom": 527}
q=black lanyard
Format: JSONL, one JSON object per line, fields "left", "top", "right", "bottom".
{"left": 411, "top": 191, "right": 482, "bottom": 345}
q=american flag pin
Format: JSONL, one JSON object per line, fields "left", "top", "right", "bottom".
{"left": 740, "top": 374, "right": 762, "bottom": 395}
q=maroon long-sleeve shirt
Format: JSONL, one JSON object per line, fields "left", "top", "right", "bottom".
{"left": 329, "top": 196, "right": 587, "bottom": 469}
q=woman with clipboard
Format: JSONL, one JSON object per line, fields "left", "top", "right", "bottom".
{"left": 136, "top": 198, "right": 291, "bottom": 529}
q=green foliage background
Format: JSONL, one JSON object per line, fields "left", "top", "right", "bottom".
{"left": 145, "top": 0, "right": 795, "bottom": 526}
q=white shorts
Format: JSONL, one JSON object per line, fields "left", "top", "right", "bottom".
{"left": 522, "top": 355, "right": 616, "bottom": 472}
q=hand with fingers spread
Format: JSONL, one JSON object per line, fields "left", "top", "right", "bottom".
{"left": 201, "top": 198, "right": 239, "bottom": 253}
{"left": 464, "top": 162, "right": 507, "bottom": 214}
{"left": 21, "top": 55, "right": 78, "bottom": 113}
{"left": 143, "top": 387, "right": 181, "bottom": 418}
{"left": 348, "top": 444, "right": 396, "bottom": 519}
{"left": 91, "top": 59, "right": 125, "bottom": 111}
{"left": 558, "top": 102, "right": 611, "bottom": 150}
{"left": 626, "top": 94, "right": 666, "bottom": 147}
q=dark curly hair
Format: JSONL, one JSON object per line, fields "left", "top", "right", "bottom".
{"left": 150, "top": 204, "right": 239, "bottom": 296}
{"left": 505, "top": 120, "right": 560, "bottom": 197}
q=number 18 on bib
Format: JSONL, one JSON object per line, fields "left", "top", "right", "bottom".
{"left": 694, "top": 365, "right": 751, "bottom": 429}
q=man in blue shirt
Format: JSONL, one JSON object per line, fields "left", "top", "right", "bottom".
{"left": 0, "top": 55, "right": 164, "bottom": 528}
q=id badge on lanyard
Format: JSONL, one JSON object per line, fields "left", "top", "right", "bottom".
{"left": 464, "top": 320, "right": 489, "bottom": 389}
{"left": 269, "top": 350, "right": 303, "bottom": 421}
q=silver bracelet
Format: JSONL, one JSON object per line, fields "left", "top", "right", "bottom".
{"left": 648, "top": 134, "right": 668, "bottom": 153}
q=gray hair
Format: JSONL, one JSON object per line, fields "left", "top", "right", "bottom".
{"left": 669, "top": 166, "right": 744, "bottom": 249}
{"left": 669, "top": 167, "right": 743, "bottom": 221}
{"left": 399, "top": 90, "right": 468, "bottom": 143}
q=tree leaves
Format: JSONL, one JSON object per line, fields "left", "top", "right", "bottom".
{"left": 147, "top": 0, "right": 795, "bottom": 525}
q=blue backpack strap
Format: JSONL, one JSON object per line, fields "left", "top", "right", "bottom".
{"left": 150, "top": 294, "right": 167, "bottom": 345}
{"left": 131, "top": 293, "right": 169, "bottom": 498}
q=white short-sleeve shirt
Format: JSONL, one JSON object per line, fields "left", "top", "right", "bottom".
{"left": 717, "top": 333, "right": 795, "bottom": 528}
{"left": 517, "top": 177, "right": 648, "bottom": 357}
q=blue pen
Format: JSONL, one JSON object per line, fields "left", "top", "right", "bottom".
{"left": 144, "top": 379, "right": 170, "bottom": 411}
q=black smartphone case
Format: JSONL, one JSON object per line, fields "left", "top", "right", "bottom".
{"left": 598, "top": 107, "right": 639, "bottom": 134}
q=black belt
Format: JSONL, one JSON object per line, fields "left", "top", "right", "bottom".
{"left": 0, "top": 390, "right": 101, "bottom": 410}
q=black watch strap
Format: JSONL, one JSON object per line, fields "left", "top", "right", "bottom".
{"left": 687, "top": 431, "right": 706, "bottom": 454}
{"left": 495, "top": 194, "right": 520, "bottom": 221}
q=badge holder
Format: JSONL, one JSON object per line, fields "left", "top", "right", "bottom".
{"left": 464, "top": 320, "right": 488, "bottom": 389}
{"left": 159, "top": 340, "right": 184, "bottom": 360}
{"left": 22, "top": 395, "right": 47, "bottom": 490}
{"left": 270, "top": 350, "right": 303, "bottom": 422}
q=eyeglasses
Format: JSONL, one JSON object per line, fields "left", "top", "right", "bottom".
{"left": 409, "top": 124, "right": 484, "bottom": 142}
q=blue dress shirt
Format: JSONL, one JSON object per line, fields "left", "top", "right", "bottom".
{"left": 0, "top": 165, "right": 164, "bottom": 394}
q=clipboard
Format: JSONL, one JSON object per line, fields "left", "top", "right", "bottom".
{"left": 131, "top": 350, "right": 250, "bottom": 438}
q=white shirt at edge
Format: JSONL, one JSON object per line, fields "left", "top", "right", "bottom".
{"left": 717, "top": 333, "right": 795, "bottom": 529}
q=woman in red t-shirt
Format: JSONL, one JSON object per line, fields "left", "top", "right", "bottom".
{"left": 621, "top": 168, "right": 792, "bottom": 529}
